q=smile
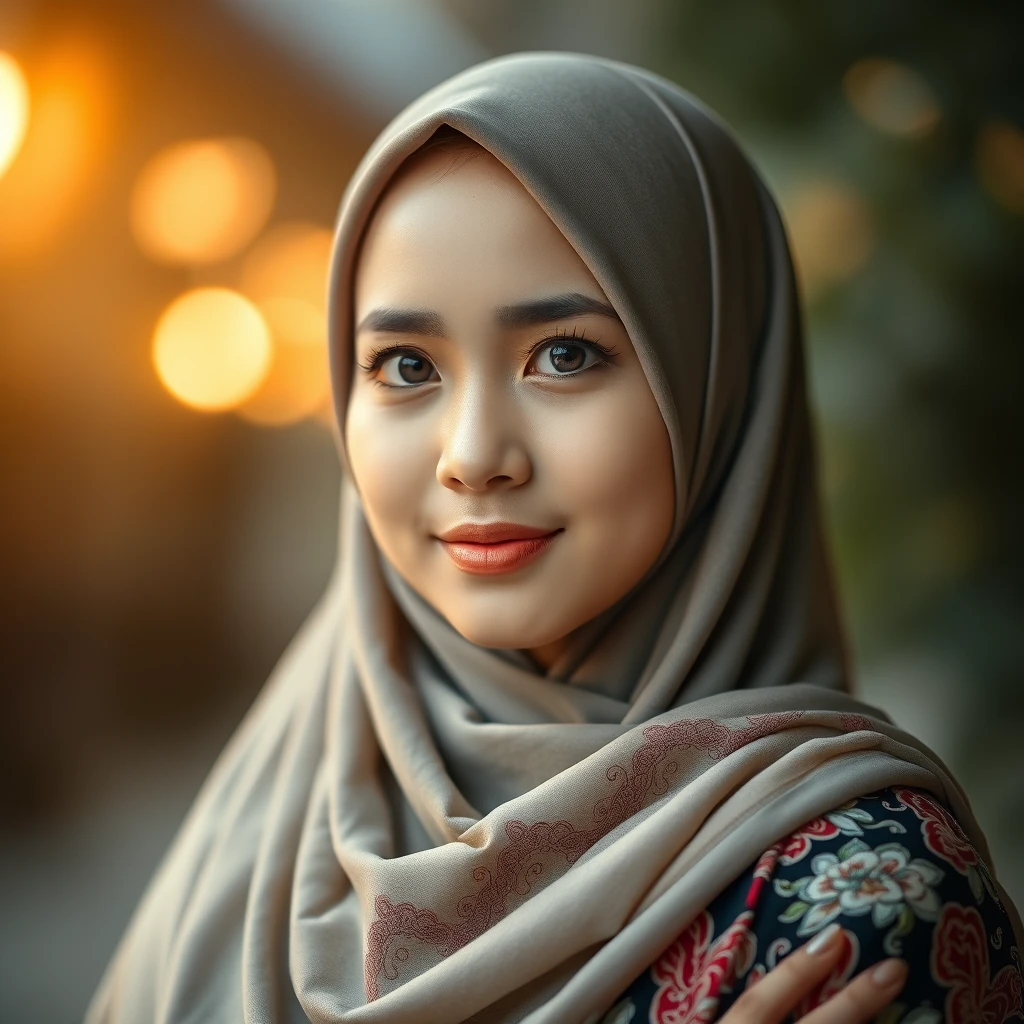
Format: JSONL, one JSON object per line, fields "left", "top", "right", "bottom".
{"left": 435, "top": 523, "right": 562, "bottom": 575}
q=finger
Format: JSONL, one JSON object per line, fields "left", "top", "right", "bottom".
{"left": 799, "top": 958, "right": 908, "bottom": 1024}
{"left": 720, "top": 922, "right": 847, "bottom": 1024}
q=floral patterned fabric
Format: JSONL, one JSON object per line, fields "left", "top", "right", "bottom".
{"left": 600, "top": 787, "right": 1023, "bottom": 1024}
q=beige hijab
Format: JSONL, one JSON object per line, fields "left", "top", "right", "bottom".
{"left": 87, "top": 52, "right": 1018, "bottom": 1024}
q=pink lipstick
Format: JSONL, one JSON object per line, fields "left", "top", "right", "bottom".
{"left": 435, "top": 522, "right": 562, "bottom": 575}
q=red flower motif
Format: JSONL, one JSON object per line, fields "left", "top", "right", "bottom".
{"left": 745, "top": 846, "right": 781, "bottom": 910}
{"left": 930, "top": 903, "right": 1023, "bottom": 1023}
{"left": 753, "top": 847, "right": 780, "bottom": 882}
{"left": 650, "top": 910, "right": 757, "bottom": 1024}
{"left": 894, "top": 788, "right": 979, "bottom": 875}
{"left": 779, "top": 817, "right": 842, "bottom": 866}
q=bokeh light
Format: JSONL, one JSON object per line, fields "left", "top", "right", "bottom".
{"left": 131, "top": 137, "right": 276, "bottom": 264}
{"left": 843, "top": 58, "right": 941, "bottom": 138}
{"left": 238, "top": 297, "right": 331, "bottom": 425}
{"left": 976, "top": 119, "right": 1024, "bottom": 214}
{"left": 0, "top": 39, "right": 108, "bottom": 260}
{"left": 240, "top": 220, "right": 334, "bottom": 309}
{"left": 0, "top": 51, "right": 30, "bottom": 179}
{"left": 152, "top": 288, "right": 272, "bottom": 411}
{"left": 783, "top": 180, "right": 874, "bottom": 299}
{"left": 237, "top": 221, "right": 334, "bottom": 426}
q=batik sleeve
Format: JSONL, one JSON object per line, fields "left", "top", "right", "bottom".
{"left": 600, "top": 787, "right": 1023, "bottom": 1024}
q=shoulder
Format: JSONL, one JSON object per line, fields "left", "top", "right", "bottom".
{"left": 603, "top": 788, "right": 1024, "bottom": 1024}
{"left": 724, "top": 788, "right": 1022, "bottom": 1022}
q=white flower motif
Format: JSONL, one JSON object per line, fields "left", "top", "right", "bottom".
{"left": 825, "top": 803, "right": 904, "bottom": 836}
{"left": 792, "top": 841, "right": 944, "bottom": 936}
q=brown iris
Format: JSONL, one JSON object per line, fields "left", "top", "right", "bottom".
{"left": 548, "top": 342, "right": 586, "bottom": 373}
{"left": 397, "top": 353, "right": 434, "bottom": 383}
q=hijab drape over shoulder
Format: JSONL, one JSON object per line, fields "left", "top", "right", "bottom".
{"left": 87, "top": 53, "right": 1020, "bottom": 1024}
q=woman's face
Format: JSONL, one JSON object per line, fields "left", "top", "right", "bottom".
{"left": 346, "top": 143, "right": 675, "bottom": 665}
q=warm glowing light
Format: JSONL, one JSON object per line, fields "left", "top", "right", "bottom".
{"left": 0, "top": 51, "right": 29, "bottom": 178}
{"left": 259, "top": 295, "right": 327, "bottom": 348}
{"left": 131, "top": 137, "right": 276, "bottom": 264}
{"left": 240, "top": 221, "right": 334, "bottom": 312}
{"left": 0, "top": 39, "right": 108, "bottom": 260}
{"left": 976, "top": 119, "right": 1024, "bottom": 214}
{"left": 784, "top": 181, "right": 873, "bottom": 299}
{"left": 234, "top": 222, "right": 334, "bottom": 427}
{"left": 153, "top": 288, "right": 271, "bottom": 411}
{"left": 239, "top": 297, "right": 331, "bottom": 426}
{"left": 844, "top": 59, "right": 940, "bottom": 138}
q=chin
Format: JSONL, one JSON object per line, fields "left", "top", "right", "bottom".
{"left": 443, "top": 602, "right": 569, "bottom": 652}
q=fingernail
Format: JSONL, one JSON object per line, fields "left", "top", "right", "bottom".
{"left": 872, "top": 959, "right": 907, "bottom": 986}
{"left": 806, "top": 923, "right": 841, "bottom": 954}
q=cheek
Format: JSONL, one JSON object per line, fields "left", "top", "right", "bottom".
{"left": 345, "top": 395, "right": 436, "bottom": 546}
{"left": 535, "top": 386, "right": 675, "bottom": 549}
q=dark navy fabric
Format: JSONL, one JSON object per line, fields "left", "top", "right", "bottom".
{"left": 600, "top": 788, "right": 1023, "bottom": 1023}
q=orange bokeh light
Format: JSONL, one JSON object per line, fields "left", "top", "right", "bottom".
{"left": 240, "top": 221, "right": 334, "bottom": 311}
{"left": 0, "top": 51, "right": 30, "bottom": 179}
{"left": 843, "top": 59, "right": 940, "bottom": 139}
{"left": 239, "top": 298, "right": 331, "bottom": 426}
{"left": 131, "top": 137, "right": 276, "bottom": 265}
{"left": 257, "top": 295, "right": 326, "bottom": 349}
{"left": 152, "top": 288, "right": 272, "bottom": 412}
{"left": 236, "top": 221, "right": 334, "bottom": 426}
{"left": 0, "top": 38, "right": 109, "bottom": 261}
{"left": 784, "top": 180, "right": 874, "bottom": 299}
{"left": 976, "top": 119, "right": 1024, "bottom": 214}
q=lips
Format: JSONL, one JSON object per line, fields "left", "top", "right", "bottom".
{"left": 435, "top": 522, "right": 562, "bottom": 575}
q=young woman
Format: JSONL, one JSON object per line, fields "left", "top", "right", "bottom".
{"left": 87, "top": 53, "right": 1022, "bottom": 1024}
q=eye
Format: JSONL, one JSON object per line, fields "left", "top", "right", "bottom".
{"left": 527, "top": 338, "right": 607, "bottom": 377}
{"left": 375, "top": 350, "right": 439, "bottom": 387}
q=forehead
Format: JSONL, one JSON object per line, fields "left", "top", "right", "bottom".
{"left": 353, "top": 147, "right": 602, "bottom": 310}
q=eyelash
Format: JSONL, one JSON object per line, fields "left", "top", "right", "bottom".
{"left": 523, "top": 327, "right": 617, "bottom": 376}
{"left": 357, "top": 328, "right": 617, "bottom": 389}
{"left": 356, "top": 344, "right": 429, "bottom": 378}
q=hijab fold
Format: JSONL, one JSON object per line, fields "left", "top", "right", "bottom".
{"left": 87, "top": 53, "right": 1019, "bottom": 1024}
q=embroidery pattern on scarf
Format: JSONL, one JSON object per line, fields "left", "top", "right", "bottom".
{"left": 364, "top": 712, "right": 805, "bottom": 999}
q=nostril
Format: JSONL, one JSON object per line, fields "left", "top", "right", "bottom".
{"left": 436, "top": 437, "right": 532, "bottom": 492}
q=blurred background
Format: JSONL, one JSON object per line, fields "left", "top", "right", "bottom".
{"left": 1, "top": 0, "right": 1021, "bottom": 1019}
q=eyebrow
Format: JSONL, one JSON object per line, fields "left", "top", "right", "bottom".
{"left": 495, "top": 292, "right": 620, "bottom": 328}
{"left": 355, "top": 291, "right": 620, "bottom": 337}
{"left": 356, "top": 307, "right": 447, "bottom": 335}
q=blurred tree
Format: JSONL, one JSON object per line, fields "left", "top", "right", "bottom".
{"left": 653, "top": 0, "right": 1023, "bottom": 807}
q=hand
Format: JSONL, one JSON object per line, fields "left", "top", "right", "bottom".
{"left": 719, "top": 922, "right": 908, "bottom": 1023}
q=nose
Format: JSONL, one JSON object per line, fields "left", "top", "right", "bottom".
{"left": 436, "top": 383, "right": 532, "bottom": 493}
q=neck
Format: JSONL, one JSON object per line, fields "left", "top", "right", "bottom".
{"left": 527, "top": 637, "right": 569, "bottom": 673}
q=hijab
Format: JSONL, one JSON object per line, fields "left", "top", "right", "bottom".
{"left": 87, "top": 52, "right": 1019, "bottom": 1024}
